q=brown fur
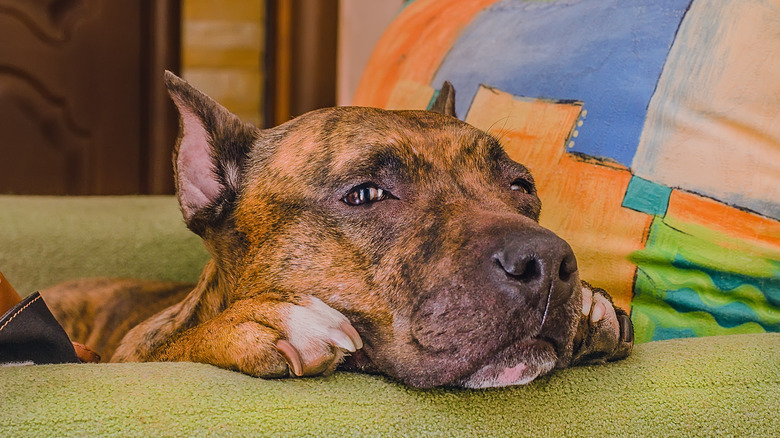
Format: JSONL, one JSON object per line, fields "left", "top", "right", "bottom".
{"left": 44, "top": 278, "right": 193, "bottom": 360}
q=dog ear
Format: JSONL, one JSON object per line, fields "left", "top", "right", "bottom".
{"left": 429, "top": 81, "right": 457, "bottom": 118}
{"left": 164, "top": 71, "right": 259, "bottom": 235}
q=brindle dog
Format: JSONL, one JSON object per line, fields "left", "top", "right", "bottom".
{"left": 43, "top": 73, "right": 633, "bottom": 388}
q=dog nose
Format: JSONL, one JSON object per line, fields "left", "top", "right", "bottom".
{"left": 495, "top": 231, "right": 578, "bottom": 306}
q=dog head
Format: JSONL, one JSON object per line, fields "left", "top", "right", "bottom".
{"left": 165, "top": 72, "right": 632, "bottom": 388}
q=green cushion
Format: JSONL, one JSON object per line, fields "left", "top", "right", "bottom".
{"left": 2, "top": 334, "right": 777, "bottom": 436}
{"left": 1, "top": 196, "right": 777, "bottom": 435}
{"left": 0, "top": 196, "right": 208, "bottom": 294}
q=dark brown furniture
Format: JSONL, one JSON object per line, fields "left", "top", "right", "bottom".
{"left": 0, "top": 0, "right": 180, "bottom": 195}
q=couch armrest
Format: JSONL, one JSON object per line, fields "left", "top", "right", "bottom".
{"left": 0, "top": 196, "right": 209, "bottom": 295}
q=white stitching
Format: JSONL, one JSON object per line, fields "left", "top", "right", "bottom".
{"left": 0, "top": 295, "right": 41, "bottom": 333}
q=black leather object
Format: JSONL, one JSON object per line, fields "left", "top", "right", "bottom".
{"left": 0, "top": 291, "right": 79, "bottom": 364}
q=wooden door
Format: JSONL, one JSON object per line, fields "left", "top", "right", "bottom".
{"left": 0, "top": 0, "right": 180, "bottom": 195}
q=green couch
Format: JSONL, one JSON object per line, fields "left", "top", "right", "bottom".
{"left": 1, "top": 196, "right": 778, "bottom": 436}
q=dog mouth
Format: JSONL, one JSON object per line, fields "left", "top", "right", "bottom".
{"left": 390, "top": 278, "right": 578, "bottom": 388}
{"left": 453, "top": 285, "right": 575, "bottom": 389}
{"left": 458, "top": 337, "right": 559, "bottom": 389}
{"left": 343, "top": 311, "right": 570, "bottom": 388}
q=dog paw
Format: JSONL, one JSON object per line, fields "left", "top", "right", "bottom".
{"left": 274, "top": 296, "right": 363, "bottom": 377}
{"left": 581, "top": 284, "right": 616, "bottom": 327}
{"left": 572, "top": 282, "right": 633, "bottom": 365}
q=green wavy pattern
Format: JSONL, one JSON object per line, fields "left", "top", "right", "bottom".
{"left": 630, "top": 219, "right": 780, "bottom": 343}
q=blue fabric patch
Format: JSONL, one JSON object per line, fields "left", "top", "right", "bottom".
{"left": 651, "top": 326, "right": 697, "bottom": 342}
{"left": 433, "top": 0, "right": 692, "bottom": 166}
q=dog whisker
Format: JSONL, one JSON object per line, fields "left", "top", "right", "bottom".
{"left": 539, "top": 282, "right": 553, "bottom": 331}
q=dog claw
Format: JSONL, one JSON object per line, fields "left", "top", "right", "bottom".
{"left": 581, "top": 286, "right": 593, "bottom": 315}
{"left": 276, "top": 339, "right": 303, "bottom": 376}
{"left": 341, "top": 321, "right": 363, "bottom": 350}
{"left": 329, "top": 328, "right": 357, "bottom": 352}
{"left": 582, "top": 282, "right": 608, "bottom": 322}
{"left": 619, "top": 314, "right": 634, "bottom": 344}
{"left": 591, "top": 301, "right": 606, "bottom": 322}
{"left": 573, "top": 281, "right": 635, "bottom": 366}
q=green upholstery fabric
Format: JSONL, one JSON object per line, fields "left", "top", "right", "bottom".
{"left": 1, "top": 196, "right": 778, "bottom": 436}
{"left": 1, "top": 334, "right": 777, "bottom": 437}
{"left": 0, "top": 196, "right": 208, "bottom": 294}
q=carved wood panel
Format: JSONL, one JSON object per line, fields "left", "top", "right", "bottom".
{"left": 0, "top": 0, "right": 180, "bottom": 195}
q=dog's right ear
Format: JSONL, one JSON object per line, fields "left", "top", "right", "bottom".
{"left": 429, "top": 81, "right": 457, "bottom": 118}
{"left": 164, "top": 71, "right": 259, "bottom": 236}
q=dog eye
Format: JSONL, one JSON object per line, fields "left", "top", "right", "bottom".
{"left": 510, "top": 179, "right": 534, "bottom": 194}
{"left": 343, "top": 183, "right": 388, "bottom": 206}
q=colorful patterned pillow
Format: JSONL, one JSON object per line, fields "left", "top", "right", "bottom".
{"left": 354, "top": 0, "right": 779, "bottom": 343}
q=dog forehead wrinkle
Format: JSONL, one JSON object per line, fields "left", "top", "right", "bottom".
{"left": 450, "top": 132, "right": 498, "bottom": 167}
{"left": 300, "top": 110, "right": 365, "bottom": 187}
{"left": 330, "top": 146, "right": 424, "bottom": 192}
{"left": 392, "top": 118, "right": 487, "bottom": 164}
{"left": 268, "top": 108, "right": 463, "bottom": 187}
{"left": 261, "top": 114, "right": 338, "bottom": 175}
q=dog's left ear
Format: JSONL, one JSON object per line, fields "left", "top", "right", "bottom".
{"left": 429, "top": 81, "right": 457, "bottom": 118}
{"left": 164, "top": 71, "right": 260, "bottom": 236}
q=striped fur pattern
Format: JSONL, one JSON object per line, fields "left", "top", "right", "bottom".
{"left": 43, "top": 74, "right": 633, "bottom": 388}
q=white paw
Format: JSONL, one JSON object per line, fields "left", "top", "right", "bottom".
{"left": 275, "top": 296, "right": 363, "bottom": 376}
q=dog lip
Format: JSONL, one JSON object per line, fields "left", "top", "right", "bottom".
{"left": 541, "top": 336, "right": 562, "bottom": 357}
{"left": 459, "top": 337, "right": 558, "bottom": 388}
{"left": 530, "top": 337, "right": 559, "bottom": 356}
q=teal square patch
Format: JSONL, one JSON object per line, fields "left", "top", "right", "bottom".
{"left": 622, "top": 176, "right": 672, "bottom": 216}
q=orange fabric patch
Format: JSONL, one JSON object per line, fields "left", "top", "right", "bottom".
{"left": 353, "top": 0, "right": 502, "bottom": 108}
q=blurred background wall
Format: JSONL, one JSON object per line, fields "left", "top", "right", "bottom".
{"left": 181, "top": 0, "right": 265, "bottom": 127}
{"left": 0, "top": 0, "right": 400, "bottom": 196}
